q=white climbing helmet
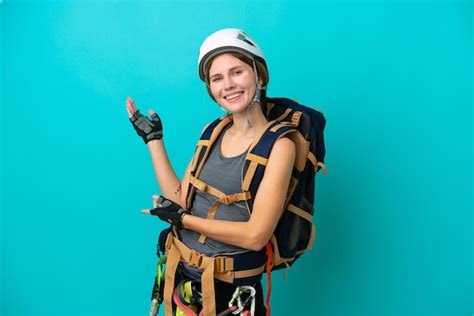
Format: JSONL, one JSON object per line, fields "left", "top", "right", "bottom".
{"left": 198, "top": 28, "right": 268, "bottom": 83}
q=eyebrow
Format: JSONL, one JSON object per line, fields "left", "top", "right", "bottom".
{"left": 209, "top": 66, "right": 244, "bottom": 79}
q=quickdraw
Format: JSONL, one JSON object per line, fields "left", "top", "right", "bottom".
{"left": 149, "top": 255, "right": 167, "bottom": 316}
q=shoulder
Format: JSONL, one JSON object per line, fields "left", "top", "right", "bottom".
{"left": 273, "top": 136, "right": 295, "bottom": 152}
{"left": 270, "top": 137, "right": 296, "bottom": 158}
{"left": 267, "top": 136, "right": 296, "bottom": 169}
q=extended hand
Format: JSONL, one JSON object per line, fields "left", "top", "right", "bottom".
{"left": 126, "top": 97, "right": 163, "bottom": 144}
{"left": 141, "top": 195, "right": 187, "bottom": 229}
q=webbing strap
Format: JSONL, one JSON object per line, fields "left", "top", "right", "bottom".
{"left": 214, "top": 264, "right": 266, "bottom": 284}
{"left": 246, "top": 153, "right": 268, "bottom": 166}
{"left": 242, "top": 127, "right": 298, "bottom": 205}
{"left": 242, "top": 161, "right": 258, "bottom": 192}
{"left": 187, "top": 116, "right": 233, "bottom": 210}
{"left": 291, "top": 111, "right": 302, "bottom": 125}
{"left": 190, "top": 176, "right": 252, "bottom": 243}
{"left": 307, "top": 151, "right": 317, "bottom": 171}
{"left": 269, "top": 122, "right": 294, "bottom": 133}
{"left": 198, "top": 190, "right": 251, "bottom": 244}
{"left": 275, "top": 108, "right": 292, "bottom": 122}
{"left": 286, "top": 132, "right": 309, "bottom": 172}
{"left": 308, "top": 152, "right": 328, "bottom": 175}
{"left": 190, "top": 146, "right": 204, "bottom": 175}
{"left": 197, "top": 140, "right": 210, "bottom": 146}
{"left": 317, "top": 162, "right": 328, "bottom": 176}
{"left": 287, "top": 203, "right": 313, "bottom": 223}
{"left": 248, "top": 120, "right": 276, "bottom": 152}
{"left": 307, "top": 223, "right": 316, "bottom": 251}
{"left": 164, "top": 242, "right": 180, "bottom": 316}
{"left": 190, "top": 176, "right": 226, "bottom": 199}
{"left": 201, "top": 257, "right": 216, "bottom": 316}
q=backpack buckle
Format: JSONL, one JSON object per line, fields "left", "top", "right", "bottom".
{"left": 292, "top": 111, "right": 302, "bottom": 125}
{"left": 222, "top": 193, "right": 238, "bottom": 204}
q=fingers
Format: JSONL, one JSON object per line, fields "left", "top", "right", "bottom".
{"left": 141, "top": 209, "right": 151, "bottom": 214}
{"left": 125, "top": 97, "right": 134, "bottom": 118}
{"left": 153, "top": 195, "right": 160, "bottom": 208}
{"left": 125, "top": 97, "right": 158, "bottom": 121}
{"left": 126, "top": 96, "right": 138, "bottom": 118}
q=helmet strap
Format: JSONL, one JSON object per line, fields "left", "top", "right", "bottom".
{"left": 246, "top": 59, "right": 266, "bottom": 128}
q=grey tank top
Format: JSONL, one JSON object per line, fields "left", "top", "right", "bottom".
{"left": 179, "top": 125, "right": 251, "bottom": 279}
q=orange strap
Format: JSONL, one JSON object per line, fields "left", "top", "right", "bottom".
{"left": 317, "top": 161, "right": 328, "bottom": 175}
{"left": 265, "top": 242, "right": 273, "bottom": 316}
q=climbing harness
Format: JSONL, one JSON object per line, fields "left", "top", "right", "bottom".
{"left": 171, "top": 279, "right": 256, "bottom": 316}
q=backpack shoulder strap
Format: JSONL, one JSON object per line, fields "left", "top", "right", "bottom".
{"left": 242, "top": 120, "right": 300, "bottom": 212}
{"left": 185, "top": 114, "right": 233, "bottom": 210}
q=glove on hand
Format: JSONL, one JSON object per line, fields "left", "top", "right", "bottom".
{"left": 150, "top": 196, "right": 187, "bottom": 229}
{"left": 130, "top": 110, "right": 163, "bottom": 144}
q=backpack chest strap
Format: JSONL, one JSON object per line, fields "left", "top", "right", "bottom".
{"left": 190, "top": 176, "right": 252, "bottom": 244}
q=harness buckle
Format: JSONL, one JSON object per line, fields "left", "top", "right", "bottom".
{"left": 222, "top": 193, "right": 244, "bottom": 204}
{"left": 214, "top": 257, "right": 226, "bottom": 272}
{"left": 189, "top": 250, "right": 204, "bottom": 268}
{"left": 222, "top": 195, "right": 232, "bottom": 204}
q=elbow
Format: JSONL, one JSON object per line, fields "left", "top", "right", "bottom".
{"left": 245, "top": 232, "right": 270, "bottom": 252}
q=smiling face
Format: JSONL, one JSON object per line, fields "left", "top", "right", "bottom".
{"left": 208, "top": 53, "right": 261, "bottom": 113}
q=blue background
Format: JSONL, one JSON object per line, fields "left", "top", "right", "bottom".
{"left": 1, "top": 0, "right": 472, "bottom": 315}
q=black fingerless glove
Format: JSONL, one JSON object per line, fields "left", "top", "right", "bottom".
{"left": 150, "top": 196, "right": 187, "bottom": 229}
{"left": 130, "top": 111, "right": 163, "bottom": 144}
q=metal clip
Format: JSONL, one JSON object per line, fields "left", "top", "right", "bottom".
{"left": 228, "top": 285, "right": 256, "bottom": 315}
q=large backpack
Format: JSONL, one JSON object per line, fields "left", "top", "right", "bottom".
{"left": 184, "top": 96, "right": 327, "bottom": 268}
{"left": 246, "top": 97, "right": 327, "bottom": 269}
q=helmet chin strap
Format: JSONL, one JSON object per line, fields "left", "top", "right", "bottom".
{"left": 246, "top": 59, "right": 266, "bottom": 128}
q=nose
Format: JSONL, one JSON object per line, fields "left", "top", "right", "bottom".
{"left": 223, "top": 75, "right": 235, "bottom": 90}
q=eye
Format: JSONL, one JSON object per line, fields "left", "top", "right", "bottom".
{"left": 233, "top": 69, "right": 243, "bottom": 76}
{"left": 211, "top": 76, "right": 222, "bottom": 83}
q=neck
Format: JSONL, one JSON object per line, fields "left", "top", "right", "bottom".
{"left": 229, "top": 103, "right": 268, "bottom": 138}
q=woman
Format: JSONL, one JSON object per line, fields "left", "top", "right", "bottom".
{"left": 126, "top": 28, "right": 296, "bottom": 315}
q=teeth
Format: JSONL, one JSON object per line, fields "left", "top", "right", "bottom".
{"left": 225, "top": 92, "right": 242, "bottom": 100}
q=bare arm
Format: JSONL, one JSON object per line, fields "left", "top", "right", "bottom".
{"left": 146, "top": 140, "right": 186, "bottom": 205}
{"left": 126, "top": 97, "right": 192, "bottom": 207}
{"left": 181, "top": 137, "right": 296, "bottom": 251}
